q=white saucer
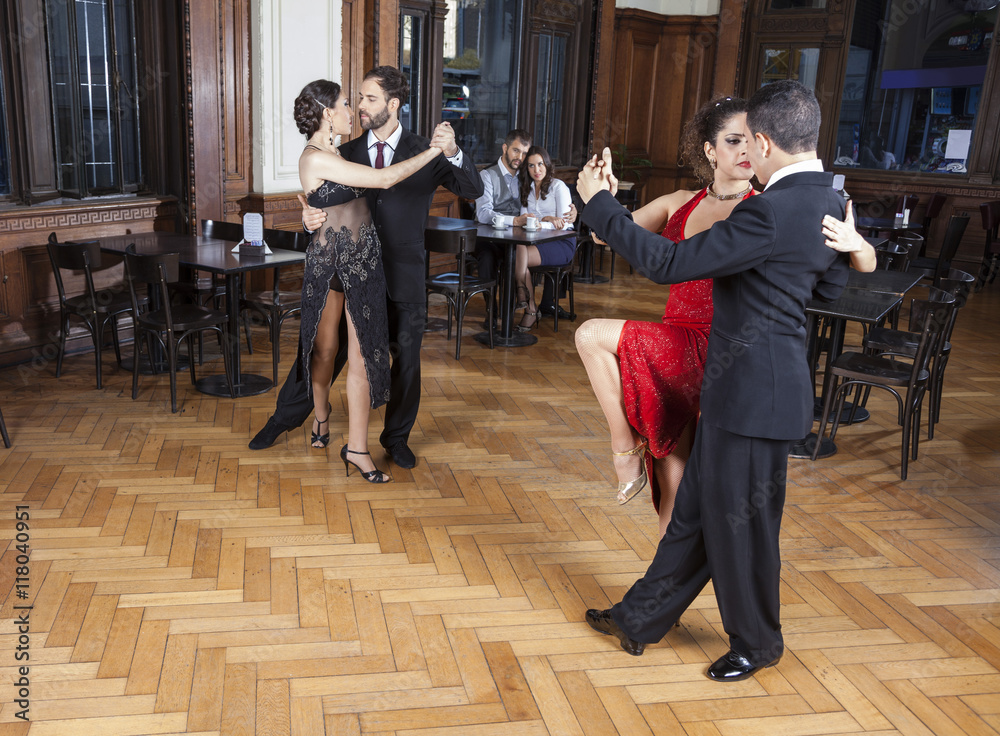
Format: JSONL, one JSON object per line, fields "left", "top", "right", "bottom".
{"left": 491, "top": 224, "right": 510, "bottom": 230}
{"left": 523, "top": 226, "right": 540, "bottom": 232}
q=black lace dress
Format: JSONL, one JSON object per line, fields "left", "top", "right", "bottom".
{"left": 299, "top": 180, "right": 391, "bottom": 408}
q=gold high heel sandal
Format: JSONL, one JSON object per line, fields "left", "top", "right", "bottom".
{"left": 614, "top": 442, "right": 647, "bottom": 505}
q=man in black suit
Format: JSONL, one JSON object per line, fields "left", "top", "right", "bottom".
{"left": 577, "top": 81, "right": 850, "bottom": 681}
{"left": 249, "top": 66, "right": 484, "bottom": 468}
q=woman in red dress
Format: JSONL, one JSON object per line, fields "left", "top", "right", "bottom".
{"left": 576, "top": 97, "right": 872, "bottom": 536}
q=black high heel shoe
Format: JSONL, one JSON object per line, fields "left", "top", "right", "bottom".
{"left": 517, "top": 309, "right": 538, "bottom": 332}
{"left": 311, "top": 405, "right": 331, "bottom": 448}
{"left": 340, "top": 445, "right": 391, "bottom": 483}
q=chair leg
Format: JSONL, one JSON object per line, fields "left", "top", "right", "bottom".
{"left": 131, "top": 328, "right": 143, "bottom": 400}
{"left": 271, "top": 311, "right": 280, "bottom": 386}
{"left": 56, "top": 311, "right": 68, "bottom": 378}
{"left": 92, "top": 321, "right": 103, "bottom": 390}
{"left": 1, "top": 407, "right": 11, "bottom": 448}
{"left": 217, "top": 327, "right": 235, "bottom": 399}
{"left": 455, "top": 298, "right": 464, "bottom": 360}
{"left": 812, "top": 378, "right": 841, "bottom": 460}
{"left": 487, "top": 292, "right": 495, "bottom": 350}
{"left": 243, "top": 310, "right": 255, "bottom": 355}
{"left": 166, "top": 337, "right": 179, "bottom": 413}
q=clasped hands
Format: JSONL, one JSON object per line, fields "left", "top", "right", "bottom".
{"left": 577, "top": 147, "right": 619, "bottom": 205}
{"left": 429, "top": 122, "right": 459, "bottom": 157}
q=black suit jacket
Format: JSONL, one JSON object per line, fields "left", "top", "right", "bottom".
{"left": 339, "top": 128, "right": 484, "bottom": 303}
{"left": 582, "top": 171, "right": 850, "bottom": 440}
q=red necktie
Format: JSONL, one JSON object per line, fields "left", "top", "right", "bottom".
{"left": 375, "top": 142, "right": 385, "bottom": 169}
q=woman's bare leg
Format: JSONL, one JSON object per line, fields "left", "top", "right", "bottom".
{"left": 342, "top": 306, "right": 382, "bottom": 476}
{"left": 310, "top": 290, "right": 344, "bottom": 446}
{"left": 574, "top": 318, "right": 645, "bottom": 485}
{"left": 653, "top": 418, "right": 694, "bottom": 536}
{"left": 518, "top": 245, "right": 542, "bottom": 328}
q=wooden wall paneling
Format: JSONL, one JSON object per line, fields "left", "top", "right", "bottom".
{"left": 187, "top": 0, "right": 225, "bottom": 229}
{"left": 4, "top": 0, "right": 59, "bottom": 203}
{"left": 222, "top": 0, "right": 251, "bottom": 214}
{"left": 343, "top": 0, "right": 369, "bottom": 107}
{"left": 712, "top": 0, "right": 747, "bottom": 97}
{"left": 610, "top": 11, "right": 718, "bottom": 205}
{"left": 370, "top": 0, "right": 400, "bottom": 67}
{"left": 590, "top": 0, "right": 616, "bottom": 153}
{"left": 967, "top": 12, "right": 1000, "bottom": 185}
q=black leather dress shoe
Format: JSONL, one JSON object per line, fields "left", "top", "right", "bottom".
{"left": 538, "top": 305, "right": 575, "bottom": 320}
{"left": 585, "top": 609, "right": 645, "bottom": 656}
{"left": 706, "top": 650, "right": 780, "bottom": 682}
{"left": 383, "top": 440, "right": 416, "bottom": 469}
{"left": 249, "top": 417, "right": 291, "bottom": 450}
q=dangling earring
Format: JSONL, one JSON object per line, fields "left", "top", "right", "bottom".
{"left": 709, "top": 157, "right": 717, "bottom": 169}
{"left": 329, "top": 120, "right": 334, "bottom": 147}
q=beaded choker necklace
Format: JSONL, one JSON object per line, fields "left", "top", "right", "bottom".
{"left": 706, "top": 182, "right": 752, "bottom": 201}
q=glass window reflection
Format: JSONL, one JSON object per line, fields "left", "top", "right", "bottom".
{"left": 441, "top": 0, "right": 520, "bottom": 164}
{"left": 834, "top": 0, "right": 997, "bottom": 173}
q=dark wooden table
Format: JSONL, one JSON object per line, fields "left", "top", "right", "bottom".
{"left": 426, "top": 216, "right": 576, "bottom": 348}
{"left": 790, "top": 269, "right": 922, "bottom": 459}
{"left": 99, "top": 232, "right": 306, "bottom": 397}
{"left": 857, "top": 216, "right": 923, "bottom": 240}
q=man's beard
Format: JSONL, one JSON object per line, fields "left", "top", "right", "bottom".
{"left": 361, "top": 106, "right": 390, "bottom": 131}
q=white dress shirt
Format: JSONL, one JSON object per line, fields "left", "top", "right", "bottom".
{"left": 522, "top": 178, "right": 574, "bottom": 230}
{"left": 763, "top": 158, "right": 824, "bottom": 190}
{"left": 366, "top": 123, "right": 464, "bottom": 168}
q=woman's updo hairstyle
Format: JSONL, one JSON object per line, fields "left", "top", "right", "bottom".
{"left": 294, "top": 80, "right": 342, "bottom": 137}
{"left": 679, "top": 95, "right": 748, "bottom": 184}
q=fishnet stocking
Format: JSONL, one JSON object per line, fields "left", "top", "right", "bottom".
{"left": 575, "top": 318, "right": 644, "bottom": 484}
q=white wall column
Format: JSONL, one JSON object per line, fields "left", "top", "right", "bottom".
{"left": 251, "top": 0, "right": 343, "bottom": 194}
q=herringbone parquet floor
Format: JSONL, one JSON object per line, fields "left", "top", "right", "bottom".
{"left": 1, "top": 259, "right": 998, "bottom": 735}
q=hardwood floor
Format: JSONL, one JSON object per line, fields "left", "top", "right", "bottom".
{"left": 1, "top": 262, "right": 998, "bottom": 735}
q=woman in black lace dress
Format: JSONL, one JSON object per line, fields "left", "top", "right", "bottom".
{"left": 294, "top": 80, "right": 442, "bottom": 482}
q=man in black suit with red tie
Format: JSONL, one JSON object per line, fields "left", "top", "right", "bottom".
{"left": 249, "top": 66, "right": 484, "bottom": 467}
{"left": 577, "top": 81, "right": 851, "bottom": 681}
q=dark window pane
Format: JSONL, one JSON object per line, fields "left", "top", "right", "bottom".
{"left": 443, "top": 0, "right": 520, "bottom": 164}
{"left": 761, "top": 46, "right": 819, "bottom": 89}
{"left": 400, "top": 13, "right": 424, "bottom": 136}
{"left": 46, "top": 0, "right": 141, "bottom": 196}
{"left": 834, "top": 0, "right": 997, "bottom": 173}
{"left": 534, "top": 33, "right": 566, "bottom": 160}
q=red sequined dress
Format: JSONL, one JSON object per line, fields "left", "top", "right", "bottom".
{"left": 617, "top": 186, "right": 753, "bottom": 509}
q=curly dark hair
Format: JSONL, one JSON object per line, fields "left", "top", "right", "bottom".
{"left": 518, "top": 146, "right": 554, "bottom": 208}
{"left": 364, "top": 65, "right": 410, "bottom": 106}
{"left": 679, "top": 96, "right": 749, "bottom": 185}
{"left": 293, "top": 79, "right": 342, "bottom": 137}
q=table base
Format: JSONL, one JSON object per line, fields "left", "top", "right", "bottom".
{"left": 196, "top": 373, "right": 273, "bottom": 398}
{"left": 475, "top": 330, "right": 536, "bottom": 348}
{"left": 813, "top": 400, "right": 870, "bottom": 425}
{"left": 788, "top": 432, "right": 837, "bottom": 460}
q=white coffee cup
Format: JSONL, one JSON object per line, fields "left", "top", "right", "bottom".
{"left": 525, "top": 215, "right": 539, "bottom": 229}
{"left": 491, "top": 214, "right": 505, "bottom": 228}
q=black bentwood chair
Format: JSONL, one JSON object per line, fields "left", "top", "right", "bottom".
{"left": 909, "top": 215, "right": 970, "bottom": 285}
{"left": 1, "top": 406, "right": 10, "bottom": 448}
{"left": 977, "top": 200, "right": 1000, "bottom": 290}
{"left": 529, "top": 241, "right": 580, "bottom": 332}
{"left": 425, "top": 225, "right": 496, "bottom": 359}
{"left": 813, "top": 292, "right": 955, "bottom": 480}
{"left": 45, "top": 233, "right": 141, "bottom": 389}
{"left": 124, "top": 247, "right": 235, "bottom": 412}
{"left": 239, "top": 227, "right": 310, "bottom": 384}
